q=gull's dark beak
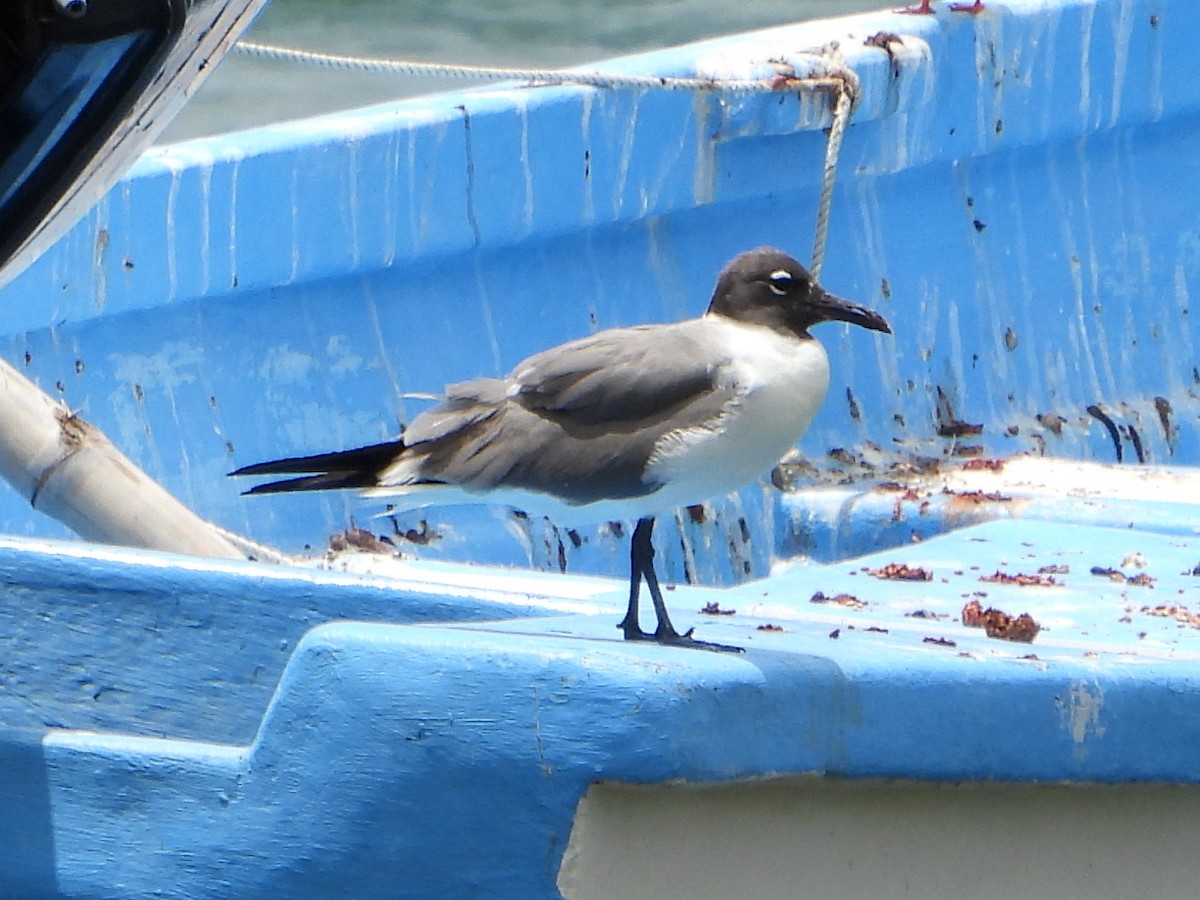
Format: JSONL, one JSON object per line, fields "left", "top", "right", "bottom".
{"left": 812, "top": 286, "right": 892, "bottom": 334}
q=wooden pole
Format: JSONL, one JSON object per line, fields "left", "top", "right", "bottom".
{"left": 0, "top": 357, "right": 245, "bottom": 559}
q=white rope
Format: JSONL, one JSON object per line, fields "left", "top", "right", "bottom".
{"left": 234, "top": 40, "right": 852, "bottom": 95}
{"left": 210, "top": 523, "right": 296, "bottom": 565}
{"left": 810, "top": 79, "right": 855, "bottom": 280}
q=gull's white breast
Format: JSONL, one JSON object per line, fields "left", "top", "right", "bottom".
{"left": 642, "top": 315, "right": 831, "bottom": 510}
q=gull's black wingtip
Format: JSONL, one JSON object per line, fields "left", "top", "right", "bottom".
{"left": 229, "top": 460, "right": 275, "bottom": 478}
{"left": 229, "top": 440, "right": 405, "bottom": 478}
{"left": 237, "top": 471, "right": 385, "bottom": 495}
{"left": 230, "top": 440, "right": 406, "bottom": 494}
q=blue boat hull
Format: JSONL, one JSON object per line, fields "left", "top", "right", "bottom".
{"left": 2, "top": 0, "right": 1200, "bottom": 895}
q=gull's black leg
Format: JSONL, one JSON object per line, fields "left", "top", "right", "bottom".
{"left": 617, "top": 517, "right": 652, "bottom": 640}
{"left": 635, "top": 518, "right": 688, "bottom": 641}
{"left": 618, "top": 517, "right": 742, "bottom": 653}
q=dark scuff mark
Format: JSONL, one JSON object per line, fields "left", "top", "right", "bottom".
{"left": 390, "top": 519, "right": 437, "bottom": 545}
{"left": 1154, "top": 396, "right": 1176, "bottom": 454}
{"left": 1123, "top": 424, "right": 1146, "bottom": 464}
{"left": 846, "top": 386, "right": 861, "bottom": 421}
{"left": 1036, "top": 413, "right": 1065, "bottom": 436}
{"left": 935, "top": 386, "right": 983, "bottom": 438}
{"left": 700, "top": 602, "right": 735, "bottom": 616}
{"left": 679, "top": 533, "right": 696, "bottom": 585}
{"left": 457, "top": 105, "right": 482, "bottom": 248}
{"left": 329, "top": 527, "right": 391, "bottom": 554}
{"left": 1087, "top": 404, "right": 1123, "bottom": 462}
{"left": 863, "top": 31, "right": 905, "bottom": 76}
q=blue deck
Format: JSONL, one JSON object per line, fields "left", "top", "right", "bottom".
{"left": 2, "top": 0, "right": 1200, "bottom": 895}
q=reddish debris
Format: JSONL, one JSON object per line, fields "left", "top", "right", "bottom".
{"left": 329, "top": 527, "right": 393, "bottom": 554}
{"left": 948, "top": 489, "right": 1012, "bottom": 504}
{"left": 1091, "top": 566, "right": 1156, "bottom": 587}
{"left": 890, "top": 488, "right": 927, "bottom": 522}
{"left": 1141, "top": 605, "right": 1200, "bottom": 628}
{"left": 960, "top": 599, "right": 987, "bottom": 627}
{"left": 810, "top": 591, "right": 867, "bottom": 610}
{"left": 864, "top": 31, "right": 903, "bottom": 50}
{"left": 867, "top": 563, "right": 933, "bottom": 582}
{"left": 923, "top": 636, "right": 958, "bottom": 648}
{"left": 980, "top": 570, "right": 1060, "bottom": 587}
{"left": 699, "top": 602, "right": 736, "bottom": 616}
{"left": 1037, "top": 564, "right": 1070, "bottom": 575}
{"left": 995, "top": 614, "right": 1041, "bottom": 642}
{"left": 961, "top": 458, "right": 1005, "bottom": 471}
{"left": 906, "top": 609, "right": 950, "bottom": 620}
{"left": 961, "top": 599, "right": 1041, "bottom": 643}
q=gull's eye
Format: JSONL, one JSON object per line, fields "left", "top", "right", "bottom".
{"left": 767, "top": 269, "right": 793, "bottom": 296}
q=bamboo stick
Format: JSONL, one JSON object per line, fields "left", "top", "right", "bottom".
{"left": 0, "top": 356, "right": 245, "bottom": 559}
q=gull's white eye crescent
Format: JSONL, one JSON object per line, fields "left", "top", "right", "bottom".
{"left": 767, "top": 269, "right": 792, "bottom": 296}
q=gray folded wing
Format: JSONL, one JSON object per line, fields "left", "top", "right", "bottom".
{"left": 385, "top": 323, "right": 735, "bottom": 505}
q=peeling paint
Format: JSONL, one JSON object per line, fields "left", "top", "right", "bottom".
{"left": 1059, "top": 679, "right": 1105, "bottom": 748}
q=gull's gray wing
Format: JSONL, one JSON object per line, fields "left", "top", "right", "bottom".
{"left": 511, "top": 324, "right": 720, "bottom": 426}
{"left": 388, "top": 322, "right": 737, "bottom": 504}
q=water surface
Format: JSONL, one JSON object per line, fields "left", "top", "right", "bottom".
{"left": 164, "top": 0, "right": 889, "bottom": 141}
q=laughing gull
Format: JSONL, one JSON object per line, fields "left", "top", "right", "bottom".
{"left": 232, "top": 247, "right": 891, "bottom": 650}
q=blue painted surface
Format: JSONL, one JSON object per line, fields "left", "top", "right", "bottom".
{"left": 1, "top": 0, "right": 1200, "bottom": 895}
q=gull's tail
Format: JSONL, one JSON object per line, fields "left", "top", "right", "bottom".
{"left": 229, "top": 440, "right": 404, "bottom": 494}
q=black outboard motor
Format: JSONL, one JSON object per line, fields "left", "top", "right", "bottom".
{"left": 0, "top": 0, "right": 265, "bottom": 289}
